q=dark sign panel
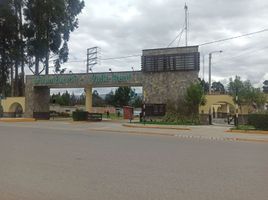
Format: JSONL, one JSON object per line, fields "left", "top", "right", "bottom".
{"left": 142, "top": 104, "right": 166, "bottom": 116}
{"left": 142, "top": 52, "right": 200, "bottom": 72}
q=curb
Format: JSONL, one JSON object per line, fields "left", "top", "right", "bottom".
{"left": 0, "top": 118, "right": 36, "bottom": 122}
{"left": 226, "top": 130, "right": 268, "bottom": 135}
{"left": 88, "top": 128, "right": 268, "bottom": 143}
{"left": 234, "top": 138, "right": 268, "bottom": 143}
{"left": 122, "top": 124, "right": 191, "bottom": 130}
{"left": 88, "top": 128, "right": 176, "bottom": 137}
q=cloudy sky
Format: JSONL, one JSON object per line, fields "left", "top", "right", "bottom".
{"left": 55, "top": 0, "right": 268, "bottom": 93}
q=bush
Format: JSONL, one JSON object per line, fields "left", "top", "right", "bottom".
{"left": 248, "top": 114, "right": 268, "bottom": 130}
{"left": 162, "top": 112, "right": 200, "bottom": 125}
{"left": 72, "top": 110, "right": 88, "bottom": 121}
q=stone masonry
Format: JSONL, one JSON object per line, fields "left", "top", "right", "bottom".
{"left": 24, "top": 46, "right": 199, "bottom": 118}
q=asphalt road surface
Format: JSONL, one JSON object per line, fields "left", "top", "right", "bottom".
{"left": 0, "top": 122, "right": 268, "bottom": 200}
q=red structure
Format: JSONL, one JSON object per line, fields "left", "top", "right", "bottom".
{"left": 123, "top": 106, "right": 134, "bottom": 120}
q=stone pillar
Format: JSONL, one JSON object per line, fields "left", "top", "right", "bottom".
{"left": 24, "top": 85, "right": 34, "bottom": 118}
{"left": 34, "top": 86, "right": 50, "bottom": 119}
{"left": 24, "top": 86, "right": 50, "bottom": 119}
{"left": 226, "top": 104, "right": 230, "bottom": 114}
{"left": 85, "top": 86, "right": 92, "bottom": 112}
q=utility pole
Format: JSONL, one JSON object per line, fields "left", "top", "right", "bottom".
{"left": 202, "top": 54, "right": 205, "bottom": 80}
{"left": 86, "top": 47, "right": 98, "bottom": 73}
{"left": 208, "top": 53, "right": 212, "bottom": 94}
{"left": 184, "top": 3, "right": 188, "bottom": 46}
{"left": 208, "top": 50, "right": 222, "bottom": 94}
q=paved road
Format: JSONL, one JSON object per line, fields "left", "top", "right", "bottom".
{"left": 0, "top": 121, "right": 268, "bottom": 200}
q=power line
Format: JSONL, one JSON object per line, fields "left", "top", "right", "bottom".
{"left": 100, "top": 54, "right": 141, "bottom": 61}
{"left": 167, "top": 28, "right": 185, "bottom": 47}
{"left": 198, "top": 28, "right": 268, "bottom": 46}
{"left": 61, "top": 54, "right": 141, "bottom": 64}
{"left": 58, "top": 28, "right": 268, "bottom": 64}
{"left": 66, "top": 60, "right": 86, "bottom": 63}
{"left": 212, "top": 45, "right": 268, "bottom": 65}
{"left": 218, "top": 45, "right": 268, "bottom": 61}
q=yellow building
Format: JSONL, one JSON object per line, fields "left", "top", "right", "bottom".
{"left": 0, "top": 97, "right": 25, "bottom": 117}
{"left": 0, "top": 94, "right": 267, "bottom": 119}
{"left": 199, "top": 94, "right": 268, "bottom": 124}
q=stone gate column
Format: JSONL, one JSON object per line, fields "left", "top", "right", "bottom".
{"left": 24, "top": 85, "right": 50, "bottom": 119}
{"left": 24, "top": 84, "right": 34, "bottom": 118}
{"left": 226, "top": 104, "right": 230, "bottom": 114}
{"left": 33, "top": 86, "right": 50, "bottom": 119}
{"left": 85, "top": 86, "right": 92, "bottom": 112}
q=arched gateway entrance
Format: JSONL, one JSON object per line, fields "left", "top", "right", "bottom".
{"left": 24, "top": 46, "right": 200, "bottom": 119}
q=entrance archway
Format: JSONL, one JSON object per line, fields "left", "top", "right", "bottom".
{"left": 211, "top": 102, "right": 235, "bottom": 125}
{"left": 9, "top": 102, "right": 23, "bottom": 118}
{"left": 199, "top": 95, "right": 236, "bottom": 125}
{"left": 24, "top": 46, "right": 200, "bottom": 119}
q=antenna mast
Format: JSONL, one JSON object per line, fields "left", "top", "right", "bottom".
{"left": 86, "top": 47, "right": 99, "bottom": 73}
{"left": 184, "top": 3, "right": 188, "bottom": 46}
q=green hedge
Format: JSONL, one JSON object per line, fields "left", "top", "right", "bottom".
{"left": 72, "top": 111, "right": 88, "bottom": 121}
{"left": 248, "top": 114, "right": 268, "bottom": 130}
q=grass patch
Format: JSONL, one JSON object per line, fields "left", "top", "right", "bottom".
{"left": 231, "top": 125, "right": 256, "bottom": 131}
{"left": 104, "top": 113, "right": 124, "bottom": 120}
{"left": 136, "top": 120, "right": 196, "bottom": 126}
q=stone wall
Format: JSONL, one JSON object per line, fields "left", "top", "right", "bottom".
{"left": 143, "top": 71, "right": 199, "bottom": 105}
{"left": 25, "top": 86, "right": 50, "bottom": 118}
{"left": 24, "top": 70, "right": 199, "bottom": 118}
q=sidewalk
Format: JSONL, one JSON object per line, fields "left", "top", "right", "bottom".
{"left": 0, "top": 118, "right": 36, "bottom": 122}
{"left": 119, "top": 123, "right": 268, "bottom": 143}
{"left": 1, "top": 119, "right": 268, "bottom": 143}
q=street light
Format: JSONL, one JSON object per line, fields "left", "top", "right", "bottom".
{"left": 208, "top": 50, "right": 223, "bottom": 94}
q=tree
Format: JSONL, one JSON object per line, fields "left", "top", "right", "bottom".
{"left": 114, "top": 86, "right": 135, "bottom": 107}
{"left": 263, "top": 80, "right": 268, "bottom": 93}
{"left": 50, "top": 91, "right": 70, "bottom": 106}
{"left": 13, "top": 0, "right": 25, "bottom": 96}
{"left": 131, "top": 95, "right": 143, "bottom": 108}
{"left": 104, "top": 87, "right": 137, "bottom": 107}
{"left": 70, "top": 92, "right": 76, "bottom": 106}
{"left": 211, "top": 81, "right": 225, "bottom": 94}
{"left": 78, "top": 93, "right": 85, "bottom": 105}
{"left": 199, "top": 79, "right": 209, "bottom": 93}
{"left": 0, "top": 0, "right": 18, "bottom": 97}
{"left": 0, "top": 0, "right": 28, "bottom": 97}
{"left": 105, "top": 91, "right": 115, "bottom": 106}
{"left": 92, "top": 90, "right": 105, "bottom": 107}
{"left": 61, "top": 91, "right": 71, "bottom": 106}
{"left": 228, "top": 76, "right": 266, "bottom": 113}
{"left": 24, "top": 0, "right": 85, "bottom": 75}
{"left": 185, "top": 82, "right": 206, "bottom": 121}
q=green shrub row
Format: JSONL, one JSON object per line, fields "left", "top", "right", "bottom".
{"left": 162, "top": 112, "right": 200, "bottom": 125}
{"left": 72, "top": 111, "right": 88, "bottom": 121}
{"left": 248, "top": 114, "right": 268, "bottom": 130}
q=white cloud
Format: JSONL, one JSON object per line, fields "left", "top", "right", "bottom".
{"left": 47, "top": 0, "right": 268, "bottom": 91}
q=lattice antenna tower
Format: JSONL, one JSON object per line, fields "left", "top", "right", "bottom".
{"left": 86, "top": 47, "right": 99, "bottom": 73}
{"left": 184, "top": 3, "right": 188, "bottom": 46}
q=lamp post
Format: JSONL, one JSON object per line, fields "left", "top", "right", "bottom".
{"left": 208, "top": 50, "right": 222, "bottom": 94}
{"left": 235, "top": 85, "right": 239, "bottom": 127}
